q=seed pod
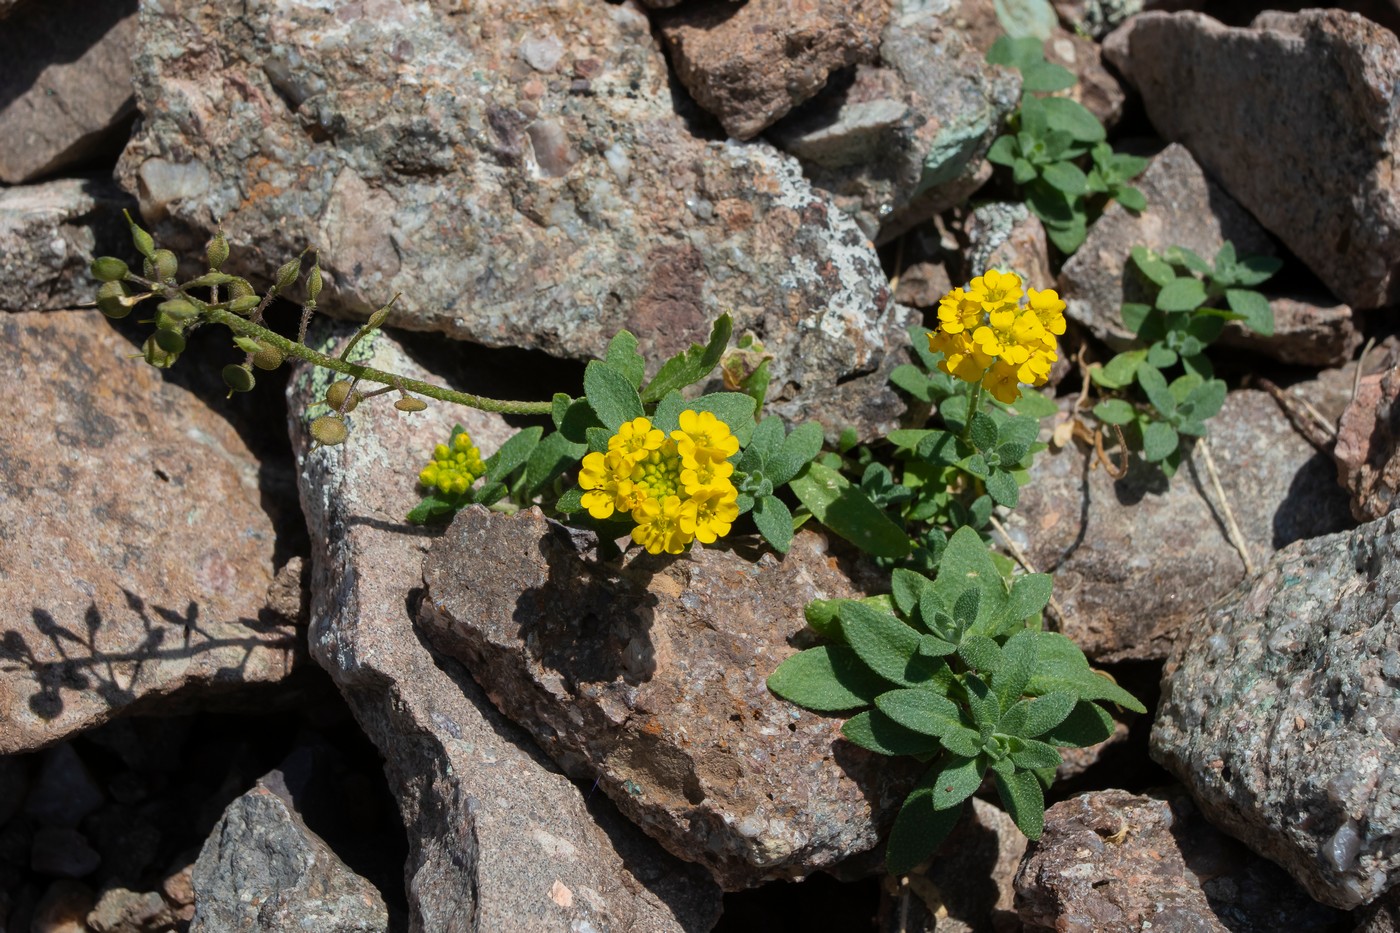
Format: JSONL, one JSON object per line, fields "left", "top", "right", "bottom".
{"left": 153, "top": 249, "right": 179, "bottom": 282}
{"left": 394, "top": 397, "right": 428, "bottom": 412}
{"left": 227, "top": 278, "right": 255, "bottom": 299}
{"left": 158, "top": 299, "right": 198, "bottom": 322}
{"left": 252, "top": 344, "right": 284, "bottom": 371}
{"left": 207, "top": 231, "right": 229, "bottom": 271}
{"left": 226, "top": 295, "right": 260, "bottom": 315}
{"left": 222, "top": 364, "right": 256, "bottom": 393}
{"left": 96, "top": 280, "right": 132, "bottom": 319}
{"left": 127, "top": 213, "right": 155, "bottom": 259}
{"left": 154, "top": 328, "right": 186, "bottom": 354}
{"left": 274, "top": 257, "right": 301, "bottom": 292}
{"left": 143, "top": 335, "right": 178, "bottom": 369}
{"left": 324, "top": 380, "right": 360, "bottom": 413}
{"left": 186, "top": 272, "right": 233, "bottom": 288}
{"left": 90, "top": 257, "right": 128, "bottom": 282}
{"left": 310, "top": 415, "right": 348, "bottom": 447}
{"left": 307, "top": 264, "right": 323, "bottom": 302}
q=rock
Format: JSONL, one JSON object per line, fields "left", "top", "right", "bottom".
{"left": 29, "top": 880, "right": 96, "bottom": 933}
{"left": 657, "top": 0, "right": 888, "bottom": 139}
{"left": 0, "top": 0, "right": 138, "bottom": 183}
{"left": 1003, "top": 387, "right": 1354, "bottom": 662}
{"left": 1356, "top": 889, "right": 1400, "bottom": 933}
{"left": 1153, "top": 512, "right": 1400, "bottom": 909}
{"left": 963, "top": 202, "right": 1053, "bottom": 292}
{"left": 1104, "top": 10, "right": 1400, "bottom": 309}
{"left": 0, "top": 177, "right": 137, "bottom": 313}
{"left": 31, "top": 827, "right": 101, "bottom": 879}
{"left": 0, "top": 755, "right": 30, "bottom": 831}
{"left": 86, "top": 886, "right": 175, "bottom": 933}
{"left": 769, "top": 7, "right": 1019, "bottom": 242}
{"left": 288, "top": 326, "right": 722, "bottom": 930}
{"left": 1217, "top": 295, "right": 1362, "bottom": 369}
{"left": 892, "top": 261, "right": 952, "bottom": 309}
{"left": 1058, "top": 143, "right": 1275, "bottom": 351}
{"left": 1335, "top": 353, "right": 1400, "bottom": 521}
{"left": 190, "top": 775, "right": 389, "bottom": 933}
{"left": 118, "top": 0, "right": 910, "bottom": 440}
{"left": 1014, "top": 788, "right": 1347, "bottom": 931}
{"left": 420, "top": 506, "right": 919, "bottom": 891}
{"left": 24, "top": 744, "right": 104, "bottom": 828}
{"left": 0, "top": 0, "right": 30, "bottom": 20}
{"left": 1052, "top": 0, "right": 1142, "bottom": 38}
{"left": 0, "top": 312, "right": 302, "bottom": 753}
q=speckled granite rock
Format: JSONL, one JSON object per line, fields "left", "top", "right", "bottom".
{"left": 1014, "top": 789, "right": 1346, "bottom": 931}
{"left": 1153, "top": 512, "right": 1400, "bottom": 910}
{"left": 289, "top": 326, "right": 721, "bottom": 931}
{"left": 0, "top": 312, "right": 301, "bottom": 754}
{"left": 657, "top": 0, "right": 888, "bottom": 139}
{"left": 1336, "top": 353, "right": 1400, "bottom": 521}
{"left": 1003, "top": 387, "right": 1354, "bottom": 662}
{"left": 0, "top": 0, "right": 138, "bottom": 183}
{"left": 421, "top": 508, "right": 919, "bottom": 890}
{"left": 0, "top": 178, "right": 136, "bottom": 313}
{"left": 964, "top": 202, "right": 1053, "bottom": 292}
{"left": 1104, "top": 10, "right": 1400, "bottom": 309}
{"left": 119, "top": 0, "right": 909, "bottom": 439}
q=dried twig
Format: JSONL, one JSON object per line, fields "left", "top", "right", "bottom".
{"left": 1255, "top": 376, "right": 1335, "bottom": 450}
{"left": 1196, "top": 437, "right": 1256, "bottom": 577}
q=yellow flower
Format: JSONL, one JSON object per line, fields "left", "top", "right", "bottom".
{"left": 968, "top": 269, "right": 1023, "bottom": 314}
{"left": 679, "top": 485, "right": 740, "bottom": 544}
{"left": 936, "top": 287, "right": 982, "bottom": 335}
{"left": 631, "top": 495, "right": 694, "bottom": 555}
{"left": 609, "top": 417, "right": 665, "bottom": 462}
{"left": 419, "top": 431, "right": 487, "bottom": 496}
{"left": 681, "top": 456, "right": 735, "bottom": 494}
{"left": 673, "top": 409, "right": 740, "bottom": 467}
{"left": 579, "top": 449, "right": 640, "bottom": 519}
{"left": 983, "top": 361, "right": 1024, "bottom": 404}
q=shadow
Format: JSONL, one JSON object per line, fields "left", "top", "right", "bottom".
{"left": 716, "top": 871, "right": 880, "bottom": 933}
{"left": 1270, "top": 451, "right": 1356, "bottom": 551}
{"left": 1111, "top": 446, "right": 1172, "bottom": 506}
{"left": 0, "top": 591, "right": 300, "bottom": 724}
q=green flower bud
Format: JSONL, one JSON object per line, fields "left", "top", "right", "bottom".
{"left": 310, "top": 414, "right": 348, "bottom": 447}
{"left": 96, "top": 280, "right": 133, "bottom": 319}
{"left": 207, "top": 231, "right": 229, "bottom": 271}
{"left": 325, "top": 380, "right": 361, "bottom": 413}
{"left": 154, "top": 328, "right": 186, "bottom": 354}
{"left": 157, "top": 299, "right": 198, "bottom": 322}
{"left": 90, "top": 257, "right": 128, "bottom": 282}
{"left": 186, "top": 272, "right": 234, "bottom": 288}
{"left": 252, "top": 344, "right": 284, "bottom": 370}
{"left": 226, "top": 295, "right": 260, "bottom": 315}
{"left": 227, "top": 278, "right": 255, "bottom": 299}
{"left": 153, "top": 249, "right": 179, "bottom": 282}
{"left": 233, "top": 336, "right": 263, "bottom": 354}
{"left": 394, "top": 397, "right": 427, "bottom": 412}
{"left": 366, "top": 306, "right": 391, "bottom": 329}
{"left": 126, "top": 211, "right": 155, "bottom": 260}
{"left": 274, "top": 257, "right": 301, "bottom": 292}
{"left": 307, "top": 264, "right": 323, "bottom": 302}
{"left": 222, "top": 364, "right": 256, "bottom": 393}
{"left": 143, "top": 335, "right": 178, "bottom": 369}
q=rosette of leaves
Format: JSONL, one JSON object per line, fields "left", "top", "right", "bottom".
{"left": 767, "top": 527, "right": 1145, "bottom": 873}
{"left": 1090, "top": 242, "right": 1280, "bottom": 475}
{"left": 984, "top": 37, "right": 1147, "bottom": 253}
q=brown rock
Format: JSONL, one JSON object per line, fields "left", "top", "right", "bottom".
{"left": 289, "top": 326, "right": 722, "bottom": 930}
{"left": 421, "top": 508, "right": 919, "bottom": 890}
{"left": 87, "top": 886, "right": 175, "bottom": 933}
{"left": 1015, "top": 789, "right": 1346, "bottom": 932}
{"left": 964, "top": 202, "right": 1054, "bottom": 292}
{"left": 658, "top": 0, "right": 888, "bottom": 139}
{"left": 1335, "top": 352, "right": 1400, "bottom": 521}
{"left": 893, "top": 262, "right": 953, "bottom": 309}
{"left": 1217, "top": 294, "right": 1362, "bottom": 369}
{"left": 1104, "top": 10, "right": 1400, "bottom": 309}
{"left": 0, "top": 312, "right": 301, "bottom": 753}
{"left": 29, "top": 880, "right": 96, "bottom": 933}
{"left": 0, "top": 0, "right": 138, "bottom": 183}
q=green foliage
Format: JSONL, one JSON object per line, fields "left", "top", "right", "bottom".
{"left": 768, "top": 527, "right": 1144, "bottom": 872}
{"left": 985, "top": 37, "right": 1147, "bottom": 254}
{"left": 1090, "top": 242, "right": 1279, "bottom": 476}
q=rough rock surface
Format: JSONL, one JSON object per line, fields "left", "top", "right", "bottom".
{"left": 0, "top": 178, "right": 137, "bottom": 314}
{"left": 769, "top": 6, "right": 1019, "bottom": 242}
{"left": 1153, "top": 512, "right": 1400, "bottom": 910}
{"left": 1218, "top": 295, "right": 1362, "bottom": 369}
{"left": 0, "top": 312, "right": 300, "bottom": 754}
{"left": 1004, "top": 387, "right": 1354, "bottom": 662}
{"left": 191, "top": 774, "right": 389, "bottom": 932}
{"left": 1104, "top": 10, "right": 1400, "bottom": 309}
{"left": 964, "top": 202, "right": 1053, "bottom": 292}
{"left": 657, "top": 0, "right": 888, "bottom": 140}
{"left": 892, "top": 261, "right": 952, "bottom": 309}
{"left": 421, "top": 508, "right": 919, "bottom": 890}
{"left": 0, "top": 0, "right": 138, "bottom": 184}
{"left": 289, "top": 326, "right": 722, "bottom": 931}
{"left": 1014, "top": 789, "right": 1346, "bottom": 931}
{"left": 1336, "top": 353, "right": 1400, "bottom": 521}
{"left": 120, "top": 0, "right": 910, "bottom": 439}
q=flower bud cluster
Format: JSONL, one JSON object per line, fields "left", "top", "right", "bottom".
{"left": 419, "top": 432, "right": 488, "bottom": 496}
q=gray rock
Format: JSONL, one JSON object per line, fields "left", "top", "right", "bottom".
{"left": 657, "top": 0, "right": 888, "bottom": 139}
{"left": 421, "top": 506, "right": 920, "bottom": 891}
{"left": 1217, "top": 295, "right": 1362, "bottom": 369}
{"left": 1014, "top": 789, "right": 1346, "bottom": 931}
{"left": 86, "top": 886, "right": 176, "bottom": 933}
{"left": 31, "top": 827, "right": 101, "bottom": 879}
{"left": 1004, "top": 387, "right": 1354, "bottom": 661}
{"left": 191, "top": 775, "right": 389, "bottom": 933}
{"left": 1053, "top": 0, "right": 1143, "bottom": 38}
{"left": 288, "top": 326, "right": 722, "bottom": 931}
{"left": 963, "top": 202, "right": 1053, "bottom": 292}
{"left": 1153, "top": 512, "right": 1400, "bottom": 910}
{"left": 0, "top": 0, "right": 138, "bottom": 183}
{"left": 0, "top": 312, "right": 303, "bottom": 754}
{"left": 0, "top": 177, "right": 137, "bottom": 314}
{"left": 1104, "top": 10, "right": 1400, "bottom": 309}
{"left": 118, "top": 0, "right": 910, "bottom": 440}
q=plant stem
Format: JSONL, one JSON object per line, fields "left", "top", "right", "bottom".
{"left": 204, "top": 309, "right": 554, "bottom": 416}
{"left": 960, "top": 379, "right": 984, "bottom": 444}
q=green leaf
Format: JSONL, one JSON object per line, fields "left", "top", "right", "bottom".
{"left": 1003, "top": 691, "right": 1077, "bottom": 737}
{"left": 1023, "top": 633, "right": 1146, "bottom": 712}
{"left": 992, "top": 633, "right": 1036, "bottom": 710}
{"left": 842, "top": 710, "right": 944, "bottom": 757}
{"left": 752, "top": 495, "right": 794, "bottom": 554}
{"left": 685, "top": 392, "right": 758, "bottom": 446}
{"left": 985, "top": 34, "right": 1044, "bottom": 69}
{"left": 481, "top": 426, "right": 543, "bottom": 488}
{"left": 1165, "top": 245, "right": 1211, "bottom": 276}
{"left": 640, "top": 314, "right": 733, "bottom": 404}
{"left": 555, "top": 395, "right": 603, "bottom": 443}
{"left": 1114, "top": 185, "right": 1147, "bottom": 212}
{"left": 987, "top": 134, "right": 1020, "bottom": 167}
{"left": 1043, "top": 216, "right": 1087, "bottom": 254}
{"left": 952, "top": 587, "right": 982, "bottom": 631}
{"left": 1141, "top": 421, "right": 1179, "bottom": 462}
{"left": 1041, "top": 97, "right": 1105, "bottom": 142}
{"left": 767, "top": 645, "right": 889, "bottom": 711}
{"left": 984, "top": 469, "right": 1019, "bottom": 508}
{"left": 1093, "top": 399, "right": 1136, "bottom": 425}
{"left": 932, "top": 527, "right": 1008, "bottom": 631}
{"left": 585, "top": 426, "right": 611, "bottom": 454}
{"left": 1225, "top": 288, "right": 1274, "bottom": 337}
{"left": 1009, "top": 738, "right": 1062, "bottom": 770}
{"left": 1003, "top": 573, "right": 1054, "bottom": 626}
{"left": 891, "top": 363, "right": 933, "bottom": 401}
{"left": 1019, "top": 60, "right": 1077, "bottom": 93}
{"left": 841, "top": 602, "right": 933, "bottom": 687}
{"left": 993, "top": 769, "right": 1045, "bottom": 838}
{"left": 965, "top": 674, "right": 1002, "bottom": 731}
{"left": 1135, "top": 364, "right": 1175, "bottom": 416}
{"left": 1011, "top": 392, "right": 1058, "bottom": 419}
{"left": 885, "top": 778, "right": 963, "bottom": 875}
{"left": 1013, "top": 158, "right": 1039, "bottom": 186}
{"left": 584, "top": 361, "right": 645, "bottom": 431}
{"left": 747, "top": 415, "right": 786, "bottom": 465}
{"left": 969, "top": 413, "right": 998, "bottom": 452}
{"left": 875, "top": 689, "right": 967, "bottom": 738}
{"left": 605, "top": 331, "right": 646, "bottom": 388}
{"left": 1146, "top": 342, "right": 1178, "bottom": 369}
{"left": 789, "top": 462, "right": 911, "bottom": 559}
{"left": 1184, "top": 379, "right": 1227, "bottom": 421}
{"left": 1120, "top": 302, "right": 1151, "bottom": 333}
{"left": 1156, "top": 277, "right": 1207, "bottom": 312}
{"left": 1094, "top": 350, "right": 1144, "bottom": 389}
{"left": 1186, "top": 313, "right": 1226, "bottom": 345}
{"left": 1042, "top": 160, "right": 1089, "bottom": 196}
{"left": 521, "top": 430, "right": 586, "bottom": 501}
{"left": 1233, "top": 254, "right": 1283, "bottom": 287}
{"left": 931, "top": 755, "right": 987, "bottom": 810}
{"left": 892, "top": 568, "right": 934, "bottom": 617}
{"left": 405, "top": 492, "right": 465, "bottom": 525}
{"left": 803, "top": 595, "right": 893, "bottom": 642}
{"left": 1039, "top": 700, "right": 1115, "bottom": 747}
{"left": 769, "top": 421, "right": 825, "bottom": 486}
{"left": 959, "top": 636, "right": 1003, "bottom": 676}
{"left": 556, "top": 486, "right": 585, "bottom": 513}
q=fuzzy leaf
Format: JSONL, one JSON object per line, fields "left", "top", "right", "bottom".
{"left": 684, "top": 392, "right": 757, "bottom": 446}
{"left": 1041, "top": 97, "right": 1105, "bottom": 142}
{"left": 604, "top": 331, "right": 646, "bottom": 388}
{"left": 931, "top": 755, "right": 988, "bottom": 810}
{"left": 769, "top": 421, "right": 825, "bottom": 486}
{"left": 640, "top": 314, "right": 732, "bottom": 404}
{"left": 1142, "top": 421, "right": 1179, "bottom": 463}
{"left": 842, "top": 710, "right": 944, "bottom": 757}
{"left": 875, "top": 689, "right": 967, "bottom": 738}
{"left": 1093, "top": 399, "right": 1136, "bottom": 426}
{"left": 1226, "top": 288, "right": 1274, "bottom": 337}
{"left": 886, "top": 777, "right": 963, "bottom": 875}
{"left": 984, "top": 469, "right": 1020, "bottom": 508}
{"left": 1009, "top": 739, "right": 1062, "bottom": 770}
{"left": 841, "top": 602, "right": 926, "bottom": 687}
{"left": 767, "top": 645, "right": 889, "bottom": 711}
{"left": 1039, "top": 700, "right": 1116, "bottom": 747}
{"left": 752, "top": 495, "right": 794, "bottom": 554}
{"left": 789, "top": 462, "right": 911, "bottom": 559}
{"left": 892, "top": 568, "right": 935, "bottom": 617}
{"left": 993, "top": 768, "right": 1045, "bottom": 838}
{"left": 1155, "top": 277, "right": 1207, "bottom": 313}
{"left": 584, "top": 361, "right": 644, "bottom": 431}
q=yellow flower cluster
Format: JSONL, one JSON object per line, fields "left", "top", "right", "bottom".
{"left": 579, "top": 411, "right": 741, "bottom": 555}
{"left": 927, "top": 269, "right": 1066, "bottom": 404}
{"left": 418, "top": 431, "right": 487, "bottom": 496}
